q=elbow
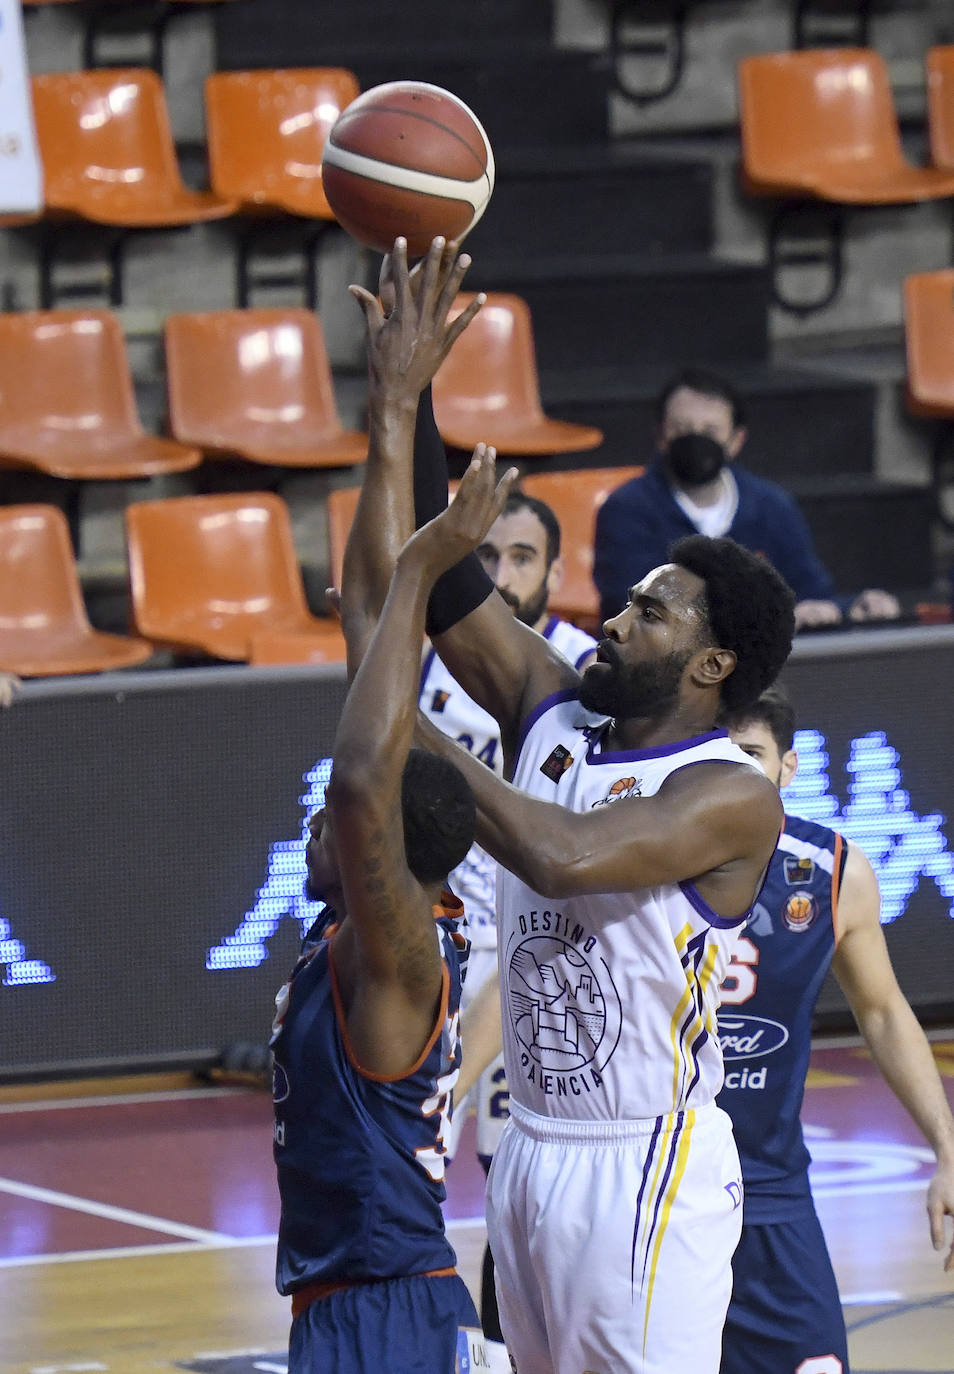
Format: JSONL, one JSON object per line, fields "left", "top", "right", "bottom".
{"left": 519, "top": 847, "right": 586, "bottom": 900}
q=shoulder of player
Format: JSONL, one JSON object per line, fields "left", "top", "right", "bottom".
{"left": 660, "top": 758, "right": 782, "bottom": 829}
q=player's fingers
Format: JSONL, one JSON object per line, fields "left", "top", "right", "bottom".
{"left": 348, "top": 284, "right": 385, "bottom": 331}
{"left": 435, "top": 249, "right": 472, "bottom": 322}
{"left": 444, "top": 288, "right": 484, "bottom": 349}
{"left": 390, "top": 237, "right": 412, "bottom": 316}
{"left": 418, "top": 235, "right": 446, "bottom": 308}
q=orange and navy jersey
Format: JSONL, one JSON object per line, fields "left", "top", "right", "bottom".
{"left": 270, "top": 897, "right": 469, "bottom": 1294}
{"left": 716, "top": 813, "right": 847, "bottom": 1222}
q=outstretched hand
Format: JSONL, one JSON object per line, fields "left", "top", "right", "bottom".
{"left": 349, "top": 236, "right": 484, "bottom": 404}
{"left": 927, "top": 1158, "right": 954, "bottom": 1272}
{"left": 403, "top": 443, "right": 518, "bottom": 578}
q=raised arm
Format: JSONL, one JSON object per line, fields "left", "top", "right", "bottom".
{"left": 327, "top": 448, "right": 518, "bottom": 1069}
{"left": 830, "top": 842, "right": 954, "bottom": 1271}
{"left": 416, "top": 715, "right": 781, "bottom": 915}
{"left": 361, "top": 238, "right": 578, "bottom": 760}
{"left": 338, "top": 237, "right": 482, "bottom": 677}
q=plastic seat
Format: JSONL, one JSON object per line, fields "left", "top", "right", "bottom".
{"left": 903, "top": 270, "right": 954, "bottom": 417}
{"left": 164, "top": 309, "right": 368, "bottom": 469}
{"left": 0, "top": 310, "right": 200, "bottom": 479}
{"left": 738, "top": 49, "right": 954, "bottom": 203}
{"left": 249, "top": 622, "right": 346, "bottom": 665}
{"left": 0, "top": 504, "right": 153, "bottom": 676}
{"left": 519, "top": 467, "right": 644, "bottom": 626}
{"left": 205, "top": 68, "right": 360, "bottom": 218}
{"left": 432, "top": 294, "right": 604, "bottom": 455}
{"left": 125, "top": 491, "right": 333, "bottom": 660}
{"left": 31, "top": 68, "right": 237, "bottom": 225}
{"left": 927, "top": 46, "right": 954, "bottom": 171}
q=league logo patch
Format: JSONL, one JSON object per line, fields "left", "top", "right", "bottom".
{"left": 540, "top": 744, "right": 573, "bottom": 783}
{"left": 782, "top": 889, "right": 818, "bottom": 932}
{"left": 783, "top": 853, "right": 816, "bottom": 886}
{"left": 591, "top": 775, "right": 642, "bottom": 807}
{"left": 430, "top": 689, "right": 450, "bottom": 713}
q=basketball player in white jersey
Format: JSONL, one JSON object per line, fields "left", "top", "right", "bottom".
{"left": 422, "top": 490, "right": 596, "bottom": 1339}
{"left": 349, "top": 236, "right": 797, "bottom": 1373}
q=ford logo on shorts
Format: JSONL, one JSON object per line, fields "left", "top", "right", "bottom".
{"left": 716, "top": 1014, "right": 789, "bottom": 1061}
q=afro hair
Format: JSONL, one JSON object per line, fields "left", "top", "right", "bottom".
{"left": 669, "top": 535, "right": 795, "bottom": 713}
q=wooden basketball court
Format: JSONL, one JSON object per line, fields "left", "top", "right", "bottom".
{"left": 2, "top": 1039, "right": 952, "bottom": 1374}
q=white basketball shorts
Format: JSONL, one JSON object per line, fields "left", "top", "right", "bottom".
{"left": 485, "top": 1098, "right": 743, "bottom": 1374}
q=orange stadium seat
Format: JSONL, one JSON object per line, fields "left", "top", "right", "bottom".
{"left": 205, "top": 68, "right": 360, "bottom": 219}
{"left": 31, "top": 68, "right": 236, "bottom": 225}
{"left": 326, "top": 484, "right": 361, "bottom": 593}
{"left": 432, "top": 293, "right": 604, "bottom": 455}
{"left": 249, "top": 622, "right": 346, "bottom": 665}
{"left": 125, "top": 491, "right": 336, "bottom": 660}
{"left": 0, "top": 310, "right": 200, "bottom": 479}
{"left": 927, "top": 46, "right": 954, "bottom": 171}
{"left": 0, "top": 504, "right": 152, "bottom": 676}
{"left": 738, "top": 48, "right": 954, "bottom": 203}
{"left": 519, "top": 467, "right": 644, "bottom": 628}
{"left": 903, "top": 269, "right": 954, "bottom": 418}
{"left": 164, "top": 309, "right": 368, "bottom": 469}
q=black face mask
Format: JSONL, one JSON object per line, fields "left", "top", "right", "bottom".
{"left": 666, "top": 433, "right": 727, "bottom": 488}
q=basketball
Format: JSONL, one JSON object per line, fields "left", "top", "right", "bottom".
{"left": 321, "top": 81, "right": 495, "bottom": 258}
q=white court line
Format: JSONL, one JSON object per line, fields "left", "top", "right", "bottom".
{"left": 0, "top": 1234, "right": 277, "bottom": 1270}
{"left": 0, "top": 1086, "right": 244, "bottom": 1115}
{"left": 0, "top": 1176, "right": 234, "bottom": 1245}
{"left": 841, "top": 1290, "right": 904, "bottom": 1305}
{"left": 0, "top": 1218, "right": 488, "bottom": 1271}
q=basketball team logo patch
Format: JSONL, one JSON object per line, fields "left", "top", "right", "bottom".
{"left": 430, "top": 689, "right": 450, "bottom": 713}
{"left": 540, "top": 744, "right": 573, "bottom": 783}
{"left": 591, "top": 775, "right": 642, "bottom": 807}
{"left": 783, "top": 853, "right": 816, "bottom": 885}
{"left": 782, "top": 889, "right": 818, "bottom": 931}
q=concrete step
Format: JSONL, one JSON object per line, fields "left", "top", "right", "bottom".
{"left": 467, "top": 252, "right": 770, "bottom": 368}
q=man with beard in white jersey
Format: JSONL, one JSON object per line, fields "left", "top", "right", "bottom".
{"left": 422, "top": 490, "right": 596, "bottom": 1341}
{"left": 349, "top": 236, "right": 797, "bottom": 1374}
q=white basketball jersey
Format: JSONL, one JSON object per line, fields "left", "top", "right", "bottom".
{"left": 419, "top": 620, "right": 596, "bottom": 951}
{"left": 497, "top": 692, "right": 764, "bottom": 1122}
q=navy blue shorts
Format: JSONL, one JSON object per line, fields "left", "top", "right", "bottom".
{"left": 720, "top": 1205, "right": 849, "bottom": 1374}
{"left": 288, "top": 1272, "right": 480, "bottom": 1373}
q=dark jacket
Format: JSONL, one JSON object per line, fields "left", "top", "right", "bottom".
{"left": 593, "top": 460, "right": 836, "bottom": 623}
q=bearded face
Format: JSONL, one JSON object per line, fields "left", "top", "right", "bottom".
{"left": 578, "top": 639, "right": 693, "bottom": 720}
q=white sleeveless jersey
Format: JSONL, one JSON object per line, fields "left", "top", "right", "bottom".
{"left": 497, "top": 691, "right": 765, "bottom": 1122}
{"left": 419, "top": 619, "right": 596, "bottom": 951}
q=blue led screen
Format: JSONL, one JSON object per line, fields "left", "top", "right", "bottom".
{"left": 1, "top": 630, "right": 953, "bottom": 1078}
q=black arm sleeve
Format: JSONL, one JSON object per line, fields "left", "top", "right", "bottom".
{"left": 413, "top": 386, "right": 495, "bottom": 636}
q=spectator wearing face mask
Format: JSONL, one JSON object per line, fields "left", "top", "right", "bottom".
{"left": 593, "top": 367, "right": 901, "bottom": 633}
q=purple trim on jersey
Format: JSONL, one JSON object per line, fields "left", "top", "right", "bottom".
{"left": 684, "top": 1026, "right": 709, "bottom": 1102}
{"left": 584, "top": 727, "right": 729, "bottom": 766}
{"left": 542, "top": 615, "right": 561, "bottom": 641}
{"left": 678, "top": 879, "right": 750, "bottom": 930}
{"left": 630, "top": 1114, "right": 663, "bottom": 1294}
{"left": 419, "top": 647, "right": 438, "bottom": 694}
{"left": 639, "top": 1112, "right": 685, "bottom": 1289}
{"left": 573, "top": 645, "right": 596, "bottom": 670}
{"left": 514, "top": 689, "right": 580, "bottom": 764}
